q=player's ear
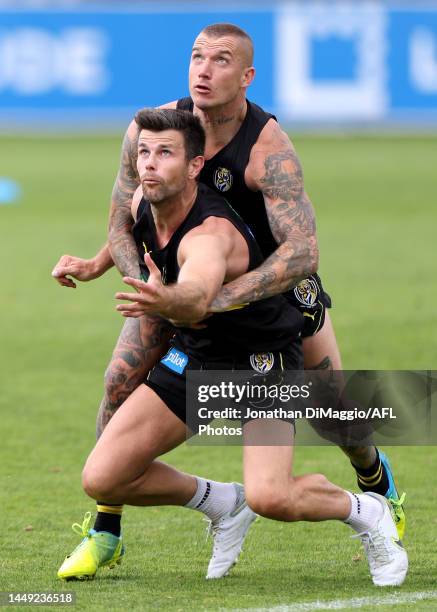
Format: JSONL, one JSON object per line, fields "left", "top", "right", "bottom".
{"left": 241, "top": 66, "right": 255, "bottom": 88}
{"left": 188, "top": 155, "right": 205, "bottom": 180}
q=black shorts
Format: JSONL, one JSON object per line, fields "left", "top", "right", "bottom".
{"left": 284, "top": 273, "right": 332, "bottom": 338}
{"left": 145, "top": 340, "right": 303, "bottom": 426}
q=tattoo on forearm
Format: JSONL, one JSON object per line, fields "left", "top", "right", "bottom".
{"left": 108, "top": 124, "right": 141, "bottom": 278}
{"left": 108, "top": 232, "right": 141, "bottom": 278}
{"left": 261, "top": 149, "right": 316, "bottom": 241}
{"left": 210, "top": 146, "right": 319, "bottom": 309}
{"left": 119, "top": 350, "right": 141, "bottom": 368}
{"left": 142, "top": 315, "right": 174, "bottom": 350}
{"left": 96, "top": 316, "right": 173, "bottom": 437}
{"left": 265, "top": 193, "right": 316, "bottom": 244}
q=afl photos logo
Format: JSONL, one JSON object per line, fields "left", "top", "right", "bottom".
{"left": 250, "top": 352, "right": 275, "bottom": 374}
{"left": 214, "top": 167, "right": 233, "bottom": 192}
{"left": 294, "top": 278, "right": 318, "bottom": 307}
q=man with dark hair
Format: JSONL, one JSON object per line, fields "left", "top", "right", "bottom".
{"left": 58, "top": 110, "right": 408, "bottom": 587}
{"left": 53, "top": 21, "right": 404, "bottom": 564}
{"left": 58, "top": 109, "right": 259, "bottom": 580}
{"left": 133, "top": 107, "right": 206, "bottom": 160}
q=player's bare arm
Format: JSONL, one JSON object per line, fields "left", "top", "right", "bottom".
{"left": 210, "top": 119, "right": 319, "bottom": 310}
{"left": 115, "top": 236, "right": 229, "bottom": 321}
{"left": 116, "top": 217, "right": 246, "bottom": 322}
{"left": 52, "top": 245, "right": 114, "bottom": 288}
{"left": 107, "top": 119, "right": 143, "bottom": 278}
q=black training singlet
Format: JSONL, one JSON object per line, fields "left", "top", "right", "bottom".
{"left": 176, "top": 97, "right": 278, "bottom": 259}
{"left": 132, "top": 184, "right": 303, "bottom": 359}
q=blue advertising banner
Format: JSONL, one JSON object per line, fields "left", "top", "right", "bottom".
{"left": 0, "top": 9, "right": 273, "bottom": 119}
{"left": 388, "top": 9, "right": 437, "bottom": 113}
{"left": 1, "top": 3, "right": 437, "bottom": 127}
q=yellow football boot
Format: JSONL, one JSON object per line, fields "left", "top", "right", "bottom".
{"left": 57, "top": 512, "right": 124, "bottom": 580}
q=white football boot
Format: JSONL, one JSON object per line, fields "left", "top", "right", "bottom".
{"left": 352, "top": 492, "right": 408, "bottom": 586}
{"left": 206, "top": 483, "right": 257, "bottom": 579}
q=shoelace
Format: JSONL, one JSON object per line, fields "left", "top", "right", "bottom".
{"left": 71, "top": 512, "right": 92, "bottom": 538}
{"left": 389, "top": 492, "right": 406, "bottom": 518}
{"left": 204, "top": 518, "right": 220, "bottom": 541}
{"left": 351, "top": 529, "right": 391, "bottom": 566}
{"left": 204, "top": 518, "right": 226, "bottom": 558}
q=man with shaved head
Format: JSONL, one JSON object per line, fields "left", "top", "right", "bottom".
{"left": 53, "top": 22, "right": 405, "bottom": 578}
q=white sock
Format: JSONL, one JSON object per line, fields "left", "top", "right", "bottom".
{"left": 344, "top": 492, "right": 384, "bottom": 533}
{"left": 185, "top": 477, "right": 237, "bottom": 522}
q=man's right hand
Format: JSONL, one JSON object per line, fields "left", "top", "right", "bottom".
{"left": 52, "top": 255, "right": 101, "bottom": 288}
{"left": 52, "top": 244, "right": 114, "bottom": 288}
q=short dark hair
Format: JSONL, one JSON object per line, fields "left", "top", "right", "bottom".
{"left": 134, "top": 108, "right": 205, "bottom": 160}
{"left": 201, "top": 23, "right": 254, "bottom": 64}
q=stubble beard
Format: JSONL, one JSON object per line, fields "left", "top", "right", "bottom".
{"left": 143, "top": 176, "right": 187, "bottom": 205}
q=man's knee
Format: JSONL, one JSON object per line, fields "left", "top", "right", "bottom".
{"left": 82, "top": 464, "right": 109, "bottom": 501}
{"left": 82, "top": 454, "right": 130, "bottom": 503}
{"left": 82, "top": 463, "right": 121, "bottom": 502}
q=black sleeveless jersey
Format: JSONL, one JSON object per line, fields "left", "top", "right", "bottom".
{"left": 132, "top": 183, "right": 303, "bottom": 359}
{"left": 176, "top": 97, "right": 278, "bottom": 259}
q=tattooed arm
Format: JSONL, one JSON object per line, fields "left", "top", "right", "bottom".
{"left": 96, "top": 314, "right": 174, "bottom": 437}
{"left": 210, "top": 119, "right": 319, "bottom": 310}
{"left": 107, "top": 119, "right": 142, "bottom": 278}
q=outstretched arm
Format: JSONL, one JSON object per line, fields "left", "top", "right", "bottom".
{"left": 52, "top": 244, "right": 114, "bottom": 288}
{"left": 108, "top": 120, "right": 142, "bottom": 279}
{"left": 210, "top": 121, "right": 319, "bottom": 310}
{"left": 116, "top": 233, "right": 231, "bottom": 323}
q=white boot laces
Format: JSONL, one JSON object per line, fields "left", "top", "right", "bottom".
{"left": 352, "top": 528, "right": 391, "bottom": 567}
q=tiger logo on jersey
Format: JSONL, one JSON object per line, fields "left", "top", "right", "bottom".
{"left": 250, "top": 352, "right": 275, "bottom": 374}
{"left": 294, "top": 278, "right": 318, "bottom": 307}
{"left": 214, "top": 167, "right": 233, "bottom": 192}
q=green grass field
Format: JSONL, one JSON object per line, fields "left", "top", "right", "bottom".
{"left": 1, "top": 134, "right": 436, "bottom": 611}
